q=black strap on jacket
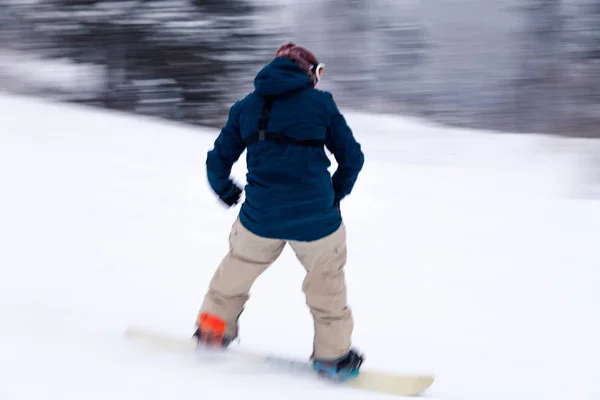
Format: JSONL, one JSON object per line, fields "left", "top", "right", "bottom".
{"left": 244, "top": 95, "right": 325, "bottom": 148}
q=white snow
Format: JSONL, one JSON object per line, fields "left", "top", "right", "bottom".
{"left": 1, "top": 92, "right": 600, "bottom": 400}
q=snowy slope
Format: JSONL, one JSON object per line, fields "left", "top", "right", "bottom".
{"left": 1, "top": 93, "right": 600, "bottom": 400}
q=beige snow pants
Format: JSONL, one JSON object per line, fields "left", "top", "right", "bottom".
{"left": 198, "top": 217, "right": 353, "bottom": 360}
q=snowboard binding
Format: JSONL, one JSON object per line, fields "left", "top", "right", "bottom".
{"left": 193, "top": 312, "right": 233, "bottom": 348}
{"left": 312, "top": 349, "right": 364, "bottom": 382}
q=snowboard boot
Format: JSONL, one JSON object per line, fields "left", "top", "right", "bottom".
{"left": 192, "top": 312, "right": 233, "bottom": 348}
{"left": 312, "top": 349, "right": 364, "bottom": 381}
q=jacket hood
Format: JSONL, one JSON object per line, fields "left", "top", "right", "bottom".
{"left": 254, "top": 57, "right": 313, "bottom": 97}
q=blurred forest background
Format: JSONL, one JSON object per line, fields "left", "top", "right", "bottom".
{"left": 1, "top": 0, "right": 599, "bottom": 137}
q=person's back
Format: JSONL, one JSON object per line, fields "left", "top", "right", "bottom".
{"left": 196, "top": 43, "right": 365, "bottom": 382}
{"left": 206, "top": 50, "right": 364, "bottom": 241}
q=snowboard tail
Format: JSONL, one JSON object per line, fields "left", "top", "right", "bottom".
{"left": 124, "top": 327, "right": 435, "bottom": 397}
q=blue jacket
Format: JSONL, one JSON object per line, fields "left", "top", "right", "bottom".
{"left": 206, "top": 57, "right": 364, "bottom": 241}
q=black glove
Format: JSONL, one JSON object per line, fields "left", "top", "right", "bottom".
{"left": 221, "top": 184, "right": 243, "bottom": 207}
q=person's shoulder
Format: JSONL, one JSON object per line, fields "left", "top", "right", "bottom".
{"left": 310, "top": 88, "right": 334, "bottom": 100}
{"left": 307, "top": 88, "right": 338, "bottom": 109}
{"left": 306, "top": 88, "right": 342, "bottom": 117}
{"left": 228, "top": 92, "right": 257, "bottom": 117}
{"left": 235, "top": 92, "right": 256, "bottom": 108}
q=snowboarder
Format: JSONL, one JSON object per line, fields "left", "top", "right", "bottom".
{"left": 195, "top": 43, "right": 365, "bottom": 381}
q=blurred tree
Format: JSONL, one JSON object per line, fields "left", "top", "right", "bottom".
{"left": 514, "top": 0, "right": 566, "bottom": 134}
{"left": 192, "top": 0, "right": 253, "bottom": 15}
{"left": 2, "top": 0, "right": 598, "bottom": 137}
{"left": 368, "top": 15, "right": 429, "bottom": 115}
{"left": 568, "top": 0, "right": 600, "bottom": 136}
{"left": 1, "top": 0, "right": 282, "bottom": 127}
{"left": 318, "top": 0, "right": 373, "bottom": 108}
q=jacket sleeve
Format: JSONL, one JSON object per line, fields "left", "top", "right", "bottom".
{"left": 324, "top": 93, "right": 365, "bottom": 204}
{"left": 206, "top": 101, "right": 246, "bottom": 201}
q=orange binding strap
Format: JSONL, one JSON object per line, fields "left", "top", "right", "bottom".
{"left": 198, "top": 312, "right": 226, "bottom": 346}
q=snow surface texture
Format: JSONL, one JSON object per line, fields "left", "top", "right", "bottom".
{"left": 1, "top": 93, "right": 600, "bottom": 400}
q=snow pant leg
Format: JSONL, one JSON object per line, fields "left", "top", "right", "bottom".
{"left": 198, "top": 218, "right": 286, "bottom": 339}
{"left": 288, "top": 224, "right": 353, "bottom": 360}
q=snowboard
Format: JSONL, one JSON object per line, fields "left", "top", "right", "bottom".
{"left": 124, "top": 327, "right": 435, "bottom": 397}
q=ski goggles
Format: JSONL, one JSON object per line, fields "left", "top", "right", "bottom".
{"left": 311, "top": 62, "right": 325, "bottom": 85}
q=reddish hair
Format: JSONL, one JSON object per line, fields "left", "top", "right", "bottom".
{"left": 275, "top": 42, "right": 319, "bottom": 75}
